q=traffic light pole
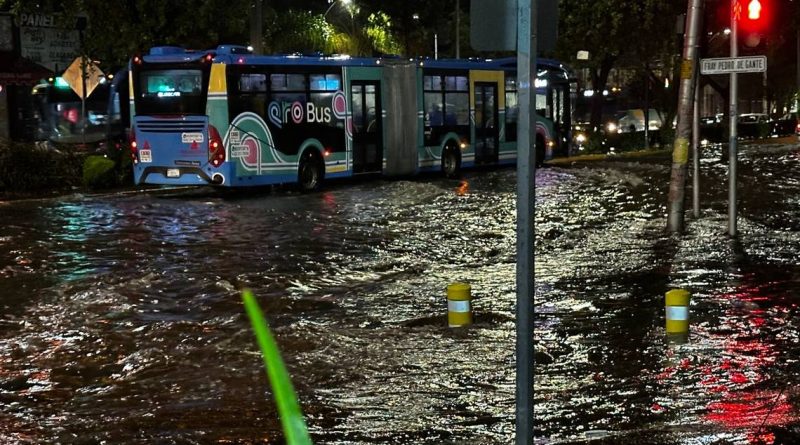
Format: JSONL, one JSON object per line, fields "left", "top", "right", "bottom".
{"left": 693, "top": 66, "right": 701, "bottom": 219}
{"left": 729, "top": 0, "right": 739, "bottom": 237}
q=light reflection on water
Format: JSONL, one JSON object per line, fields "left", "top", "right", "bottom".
{"left": 0, "top": 141, "right": 799, "bottom": 443}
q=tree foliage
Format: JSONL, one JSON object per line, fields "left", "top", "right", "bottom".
{"left": 557, "top": 0, "right": 685, "bottom": 128}
{"left": 0, "top": 0, "right": 407, "bottom": 64}
{"left": 4, "top": 0, "right": 799, "bottom": 121}
{"left": 263, "top": 9, "right": 338, "bottom": 54}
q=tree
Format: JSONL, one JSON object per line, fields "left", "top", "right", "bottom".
{"left": 365, "top": 0, "right": 467, "bottom": 57}
{"left": 557, "top": 0, "right": 685, "bottom": 131}
{"left": 1, "top": 0, "right": 251, "bottom": 68}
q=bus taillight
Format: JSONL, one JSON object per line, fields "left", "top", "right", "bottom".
{"left": 208, "top": 125, "right": 225, "bottom": 167}
{"left": 129, "top": 132, "right": 138, "bottom": 164}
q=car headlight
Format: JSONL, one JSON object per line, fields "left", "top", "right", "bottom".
{"left": 606, "top": 122, "right": 617, "bottom": 133}
{"left": 576, "top": 133, "right": 586, "bottom": 143}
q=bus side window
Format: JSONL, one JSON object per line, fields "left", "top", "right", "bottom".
{"left": 425, "top": 95, "right": 444, "bottom": 126}
{"left": 230, "top": 72, "right": 268, "bottom": 119}
{"left": 423, "top": 75, "right": 443, "bottom": 127}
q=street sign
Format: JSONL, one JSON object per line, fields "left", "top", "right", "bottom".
{"left": 700, "top": 56, "right": 766, "bottom": 75}
{"left": 470, "top": 0, "right": 558, "bottom": 52}
{"left": 61, "top": 56, "right": 104, "bottom": 98}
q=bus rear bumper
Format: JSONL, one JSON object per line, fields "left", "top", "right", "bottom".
{"left": 135, "top": 166, "right": 226, "bottom": 186}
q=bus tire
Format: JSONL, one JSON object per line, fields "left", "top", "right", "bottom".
{"left": 441, "top": 145, "right": 461, "bottom": 178}
{"left": 535, "top": 136, "right": 546, "bottom": 168}
{"left": 298, "top": 150, "right": 324, "bottom": 192}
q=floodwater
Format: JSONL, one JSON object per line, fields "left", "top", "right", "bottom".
{"left": 0, "top": 140, "right": 799, "bottom": 444}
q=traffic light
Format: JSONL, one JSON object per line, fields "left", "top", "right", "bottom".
{"left": 740, "top": 0, "right": 770, "bottom": 48}
{"left": 747, "top": 0, "right": 761, "bottom": 20}
{"left": 740, "top": 0, "right": 770, "bottom": 32}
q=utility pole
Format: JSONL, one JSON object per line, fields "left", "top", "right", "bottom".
{"left": 250, "top": 0, "right": 263, "bottom": 54}
{"left": 456, "top": 0, "right": 461, "bottom": 58}
{"left": 667, "top": 0, "right": 703, "bottom": 233}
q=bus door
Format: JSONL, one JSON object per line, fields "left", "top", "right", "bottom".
{"left": 474, "top": 82, "right": 498, "bottom": 164}
{"left": 350, "top": 81, "right": 383, "bottom": 174}
{"left": 555, "top": 83, "right": 571, "bottom": 155}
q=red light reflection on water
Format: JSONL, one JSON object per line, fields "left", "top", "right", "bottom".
{"left": 706, "top": 391, "right": 792, "bottom": 429}
{"left": 700, "top": 281, "right": 797, "bottom": 443}
{"left": 657, "top": 278, "right": 798, "bottom": 443}
{"left": 456, "top": 180, "right": 469, "bottom": 196}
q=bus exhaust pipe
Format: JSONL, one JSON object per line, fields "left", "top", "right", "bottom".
{"left": 211, "top": 173, "right": 225, "bottom": 185}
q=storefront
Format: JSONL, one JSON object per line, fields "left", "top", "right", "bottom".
{"left": 0, "top": 53, "right": 52, "bottom": 140}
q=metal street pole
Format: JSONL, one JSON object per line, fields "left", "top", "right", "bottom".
{"left": 729, "top": 0, "right": 739, "bottom": 237}
{"left": 692, "top": 1, "right": 704, "bottom": 220}
{"left": 666, "top": 0, "right": 703, "bottom": 233}
{"left": 693, "top": 64, "right": 701, "bottom": 219}
{"left": 456, "top": 0, "right": 461, "bottom": 58}
{"left": 644, "top": 65, "right": 650, "bottom": 149}
{"left": 250, "top": 0, "right": 263, "bottom": 54}
{"left": 81, "top": 54, "right": 86, "bottom": 146}
{"left": 796, "top": 29, "right": 799, "bottom": 114}
{"left": 515, "top": 0, "right": 535, "bottom": 443}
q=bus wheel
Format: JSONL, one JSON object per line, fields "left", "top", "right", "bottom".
{"left": 298, "top": 151, "right": 324, "bottom": 192}
{"left": 535, "top": 137, "right": 546, "bottom": 168}
{"left": 441, "top": 145, "right": 461, "bottom": 178}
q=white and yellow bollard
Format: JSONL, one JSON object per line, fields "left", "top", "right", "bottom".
{"left": 447, "top": 282, "right": 472, "bottom": 327}
{"left": 665, "top": 289, "right": 691, "bottom": 335}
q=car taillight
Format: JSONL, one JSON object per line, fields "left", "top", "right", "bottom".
{"left": 129, "top": 131, "right": 138, "bottom": 164}
{"left": 208, "top": 125, "right": 225, "bottom": 167}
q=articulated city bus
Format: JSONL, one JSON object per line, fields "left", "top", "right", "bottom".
{"left": 128, "top": 45, "right": 574, "bottom": 189}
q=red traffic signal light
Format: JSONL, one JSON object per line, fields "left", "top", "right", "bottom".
{"left": 739, "top": 0, "right": 769, "bottom": 35}
{"left": 747, "top": 0, "right": 761, "bottom": 20}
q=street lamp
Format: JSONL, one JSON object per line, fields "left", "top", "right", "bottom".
{"left": 324, "top": 0, "right": 352, "bottom": 19}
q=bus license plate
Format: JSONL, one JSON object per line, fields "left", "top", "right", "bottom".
{"left": 166, "top": 168, "right": 180, "bottom": 178}
{"left": 139, "top": 149, "right": 152, "bottom": 163}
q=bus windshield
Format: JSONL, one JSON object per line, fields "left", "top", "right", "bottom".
{"left": 134, "top": 66, "right": 209, "bottom": 115}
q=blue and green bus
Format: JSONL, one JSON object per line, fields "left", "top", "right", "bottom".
{"left": 128, "top": 45, "right": 575, "bottom": 189}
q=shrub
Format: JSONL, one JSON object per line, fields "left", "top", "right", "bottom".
{"left": 580, "top": 131, "right": 608, "bottom": 154}
{"left": 0, "top": 140, "right": 84, "bottom": 193}
{"left": 82, "top": 155, "right": 117, "bottom": 189}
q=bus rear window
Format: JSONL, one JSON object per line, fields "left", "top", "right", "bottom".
{"left": 134, "top": 68, "right": 209, "bottom": 115}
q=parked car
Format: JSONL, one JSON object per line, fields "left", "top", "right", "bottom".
{"left": 699, "top": 115, "right": 725, "bottom": 143}
{"left": 770, "top": 113, "right": 798, "bottom": 137}
{"left": 737, "top": 113, "right": 769, "bottom": 139}
{"left": 605, "top": 109, "right": 663, "bottom": 134}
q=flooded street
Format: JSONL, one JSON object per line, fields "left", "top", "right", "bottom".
{"left": 2, "top": 140, "right": 800, "bottom": 444}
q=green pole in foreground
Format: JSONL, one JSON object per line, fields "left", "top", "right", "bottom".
{"left": 242, "top": 289, "right": 313, "bottom": 445}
